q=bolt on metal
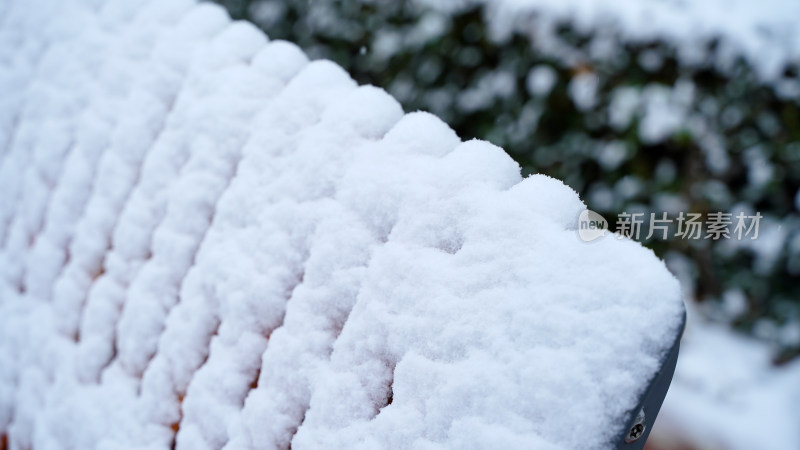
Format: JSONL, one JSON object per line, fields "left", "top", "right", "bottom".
{"left": 624, "top": 408, "right": 646, "bottom": 444}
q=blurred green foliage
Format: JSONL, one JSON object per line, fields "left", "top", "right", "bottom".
{"left": 217, "top": 0, "right": 800, "bottom": 362}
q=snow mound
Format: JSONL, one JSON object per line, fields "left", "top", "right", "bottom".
{"left": 0, "top": 0, "right": 684, "bottom": 449}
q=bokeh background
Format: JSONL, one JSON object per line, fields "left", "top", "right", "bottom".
{"left": 214, "top": 0, "right": 800, "bottom": 448}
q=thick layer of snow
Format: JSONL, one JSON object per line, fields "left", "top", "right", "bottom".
{"left": 0, "top": 0, "right": 684, "bottom": 449}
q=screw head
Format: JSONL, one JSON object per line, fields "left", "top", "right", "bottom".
{"left": 624, "top": 408, "right": 646, "bottom": 444}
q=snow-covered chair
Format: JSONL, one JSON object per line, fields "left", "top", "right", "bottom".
{"left": 0, "top": 0, "right": 684, "bottom": 449}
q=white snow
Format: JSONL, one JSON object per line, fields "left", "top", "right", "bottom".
{"left": 567, "top": 72, "right": 599, "bottom": 112}
{"left": 525, "top": 65, "right": 557, "bottom": 97}
{"left": 0, "top": 0, "right": 685, "bottom": 449}
{"left": 650, "top": 311, "right": 800, "bottom": 450}
{"left": 427, "top": 0, "right": 800, "bottom": 89}
{"left": 457, "top": 69, "right": 516, "bottom": 113}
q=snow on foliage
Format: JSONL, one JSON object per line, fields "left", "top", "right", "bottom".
{"left": 425, "top": 0, "right": 800, "bottom": 88}
{"left": 0, "top": 0, "right": 684, "bottom": 449}
{"left": 651, "top": 312, "right": 800, "bottom": 450}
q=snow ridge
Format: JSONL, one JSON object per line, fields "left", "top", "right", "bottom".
{"left": 0, "top": 0, "right": 684, "bottom": 449}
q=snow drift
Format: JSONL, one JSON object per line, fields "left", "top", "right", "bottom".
{"left": 0, "top": 0, "right": 684, "bottom": 448}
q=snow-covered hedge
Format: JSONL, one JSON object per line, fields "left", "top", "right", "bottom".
{"left": 650, "top": 313, "right": 800, "bottom": 450}
{"left": 225, "top": 0, "right": 800, "bottom": 359}
{"left": 0, "top": 0, "right": 686, "bottom": 449}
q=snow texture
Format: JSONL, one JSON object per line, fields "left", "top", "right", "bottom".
{"left": 0, "top": 0, "right": 684, "bottom": 449}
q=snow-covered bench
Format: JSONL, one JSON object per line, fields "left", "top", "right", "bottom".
{"left": 0, "top": 0, "right": 685, "bottom": 449}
